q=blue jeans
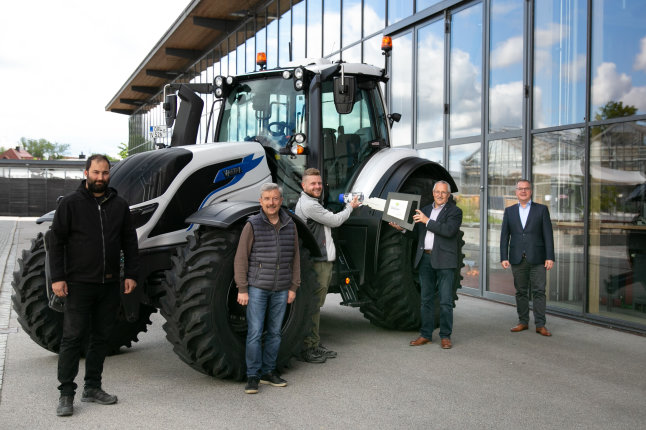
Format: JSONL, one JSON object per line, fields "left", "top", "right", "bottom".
{"left": 418, "top": 253, "right": 454, "bottom": 340}
{"left": 246, "top": 286, "right": 288, "bottom": 377}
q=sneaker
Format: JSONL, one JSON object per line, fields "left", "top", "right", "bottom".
{"left": 259, "top": 371, "right": 287, "bottom": 387}
{"left": 316, "top": 344, "right": 337, "bottom": 359}
{"left": 81, "top": 387, "right": 118, "bottom": 405}
{"left": 299, "top": 347, "right": 327, "bottom": 363}
{"left": 56, "top": 395, "right": 74, "bottom": 417}
{"left": 245, "top": 376, "right": 259, "bottom": 394}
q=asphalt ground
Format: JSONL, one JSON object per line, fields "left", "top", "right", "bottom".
{"left": 0, "top": 218, "right": 645, "bottom": 429}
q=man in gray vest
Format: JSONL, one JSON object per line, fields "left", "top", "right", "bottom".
{"left": 295, "top": 168, "right": 360, "bottom": 363}
{"left": 234, "top": 183, "right": 300, "bottom": 394}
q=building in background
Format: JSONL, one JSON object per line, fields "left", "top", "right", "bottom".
{"left": 107, "top": 0, "right": 646, "bottom": 332}
{"left": 1, "top": 147, "right": 34, "bottom": 160}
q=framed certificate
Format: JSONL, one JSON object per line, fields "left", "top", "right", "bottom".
{"left": 381, "top": 192, "right": 421, "bottom": 231}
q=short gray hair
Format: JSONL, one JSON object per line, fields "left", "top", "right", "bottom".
{"left": 433, "top": 180, "right": 451, "bottom": 194}
{"left": 259, "top": 182, "right": 283, "bottom": 197}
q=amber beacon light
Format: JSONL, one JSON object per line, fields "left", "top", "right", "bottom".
{"left": 256, "top": 52, "right": 267, "bottom": 70}
{"left": 381, "top": 36, "right": 392, "bottom": 54}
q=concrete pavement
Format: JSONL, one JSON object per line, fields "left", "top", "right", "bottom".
{"left": 0, "top": 218, "right": 645, "bottom": 429}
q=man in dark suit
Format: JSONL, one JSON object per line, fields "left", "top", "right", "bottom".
{"left": 500, "top": 179, "right": 555, "bottom": 336}
{"left": 390, "top": 180, "right": 463, "bottom": 349}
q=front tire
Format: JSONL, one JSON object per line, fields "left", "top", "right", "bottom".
{"left": 160, "top": 225, "right": 318, "bottom": 381}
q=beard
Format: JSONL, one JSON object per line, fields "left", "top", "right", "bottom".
{"left": 87, "top": 178, "right": 109, "bottom": 194}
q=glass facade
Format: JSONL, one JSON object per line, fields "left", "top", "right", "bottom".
{"left": 125, "top": 0, "right": 646, "bottom": 331}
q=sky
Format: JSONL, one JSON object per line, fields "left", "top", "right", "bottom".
{"left": 0, "top": 0, "right": 190, "bottom": 158}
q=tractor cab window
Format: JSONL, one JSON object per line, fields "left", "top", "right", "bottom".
{"left": 321, "top": 79, "right": 387, "bottom": 209}
{"left": 217, "top": 76, "right": 307, "bottom": 207}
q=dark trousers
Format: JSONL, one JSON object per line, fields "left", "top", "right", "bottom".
{"left": 57, "top": 282, "right": 120, "bottom": 396}
{"left": 418, "top": 253, "right": 454, "bottom": 340}
{"left": 511, "top": 257, "right": 547, "bottom": 327}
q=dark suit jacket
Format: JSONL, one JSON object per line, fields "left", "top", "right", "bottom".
{"left": 500, "top": 201, "right": 555, "bottom": 265}
{"left": 411, "top": 198, "right": 463, "bottom": 269}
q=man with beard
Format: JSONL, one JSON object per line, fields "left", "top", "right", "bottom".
{"left": 295, "top": 168, "right": 360, "bottom": 363}
{"left": 50, "top": 154, "right": 139, "bottom": 416}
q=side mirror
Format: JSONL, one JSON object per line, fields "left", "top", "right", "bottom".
{"left": 164, "top": 94, "right": 177, "bottom": 128}
{"left": 388, "top": 112, "right": 401, "bottom": 127}
{"left": 333, "top": 75, "right": 356, "bottom": 114}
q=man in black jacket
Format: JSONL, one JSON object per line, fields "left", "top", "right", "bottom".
{"left": 500, "top": 179, "right": 555, "bottom": 336}
{"left": 390, "top": 180, "right": 463, "bottom": 349}
{"left": 50, "top": 154, "right": 139, "bottom": 416}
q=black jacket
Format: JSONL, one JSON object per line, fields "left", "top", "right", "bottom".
{"left": 50, "top": 181, "right": 139, "bottom": 284}
{"left": 500, "top": 201, "right": 555, "bottom": 265}
{"left": 411, "top": 197, "right": 463, "bottom": 269}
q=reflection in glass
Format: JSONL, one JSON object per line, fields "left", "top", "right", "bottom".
{"left": 363, "top": 34, "right": 383, "bottom": 67}
{"left": 324, "top": 0, "right": 340, "bottom": 55}
{"left": 533, "top": 129, "right": 585, "bottom": 311}
{"left": 343, "top": 0, "right": 361, "bottom": 47}
{"left": 343, "top": 44, "right": 361, "bottom": 63}
{"left": 267, "top": 3, "right": 278, "bottom": 69}
{"left": 417, "top": 0, "right": 440, "bottom": 12}
{"left": 417, "top": 20, "right": 444, "bottom": 144}
{"left": 489, "top": 0, "right": 523, "bottom": 133}
{"left": 417, "top": 147, "right": 443, "bottom": 165}
{"left": 292, "top": 1, "right": 306, "bottom": 61}
{"left": 450, "top": 3, "right": 483, "bottom": 139}
{"left": 390, "top": 33, "right": 413, "bottom": 147}
{"left": 279, "top": 9, "right": 291, "bottom": 66}
{"left": 591, "top": 1, "right": 646, "bottom": 118}
{"left": 388, "top": 1, "right": 412, "bottom": 26}
{"left": 307, "top": 0, "right": 322, "bottom": 58}
{"left": 363, "top": 0, "right": 385, "bottom": 37}
{"left": 256, "top": 21, "right": 266, "bottom": 67}
{"left": 533, "top": 0, "right": 586, "bottom": 128}
{"left": 450, "top": 142, "right": 482, "bottom": 290}
{"left": 588, "top": 120, "right": 646, "bottom": 325}
{"left": 487, "top": 137, "right": 522, "bottom": 294}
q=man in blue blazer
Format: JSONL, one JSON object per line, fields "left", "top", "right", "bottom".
{"left": 500, "top": 179, "right": 555, "bottom": 336}
{"left": 390, "top": 180, "right": 463, "bottom": 349}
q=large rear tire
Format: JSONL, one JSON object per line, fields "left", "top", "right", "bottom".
{"left": 11, "top": 232, "right": 155, "bottom": 354}
{"left": 160, "top": 225, "right": 318, "bottom": 381}
{"left": 358, "top": 176, "right": 465, "bottom": 330}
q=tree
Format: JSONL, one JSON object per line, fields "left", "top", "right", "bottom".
{"left": 594, "top": 101, "right": 637, "bottom": 122}
{"left": 117, "top": 142, "right": 129, "bottom": 160}
{"left": 19, "top": 137, "right": 70, "bottom": 159}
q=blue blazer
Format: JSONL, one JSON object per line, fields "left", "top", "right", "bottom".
{"left": 500, "top": 202, "right": 555, "bottom": 265}
{"left": 411, "top": 198, "right": 463, "bottom": 269}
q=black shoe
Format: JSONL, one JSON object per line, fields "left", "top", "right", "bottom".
{"left": 316, "top": 344, "right": 337, "bottom": 359}
{"left": 245, "top": 376, "right": 260, "bottom": 394}
{"left": 56, "top": 395, "right": 74, "bottom": 417}
{"left": 260, "top": 371, "right": 287, "bottom": 387}
{"left": 299, "top": 347, "right": 327, "bottom": 363}
{"left": 81, "top": 387, "right": 118, "bottom": 405}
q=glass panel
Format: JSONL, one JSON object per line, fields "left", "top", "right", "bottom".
{"left": 417, "top": 19, "right": 444, "bottom": 144}
{"left": 237, "top": 41, "right": 245, "bottom": 74}
{"left": 267, "top": 3, "right": 279, "bottom": 69}
{"left": 450, "top": 142, "right": 482, "bottom": 290}
{"left": 307, "top": 0, "right": 322, "bottom": 58}
{"left": 489, "top": 0, "right": 523, "bottom": 133}
{"left": 364, "top": 0, "right": 385, "bottom": 37}
{"left": 279, "top": 8, "right": 291, "bottom": 66}
{"left": 343, "top": 44, "right": 361, "bottom": 63}
{"left": 256, "top": 19, "right": 267, "bottom": 68}
{"left": 591, "top": 0, "right": 646, "bottom": 118}
{"left": 417, "top": 0, "right": 441, "bottom": 12}
{"left": 450, "top": 3, "right": 483, "bottom": 139}
{"left": 390, "top": 32, "right": 413, "bottom": 147}
{"left": 418, "top": 147, "right": 443, "bottom": 165}
{"left": 533, "top": 129, "right": 586, "bottom": 312}
{"left": 533, "top": 0, "right": 586, "bottom": 128}
{"left": 343, "top": 0, "right": 362, "bottom": 47}
{"left": 292, "top": 1, "right": 306, "bottom": 61}
{"left": 246, "top": 24, "right": 256, "bottom": 73}
{"left": 588, "top": 120, "right": 646, "bottom": 325}
{"left": 487, "top": 137, "right": 522, "bottom": 294}
{"left": 363, "top": 34, "right": 384, "bottom": 67}
{"left": 324, "top": 0, "right": 341, "bottom": 55}
{"left": 388, "top": 1, "right": 412, "bottom": 26}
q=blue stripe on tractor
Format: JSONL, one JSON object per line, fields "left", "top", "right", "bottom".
{"left": 186, "top": 153, "right": 264, "bottom": 231}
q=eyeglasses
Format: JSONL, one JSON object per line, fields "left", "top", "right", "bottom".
{"left": 516, "top": 187, "right": 531, "bottom": 191}
{"left": 433, "top": 191, "right": 450, "bottom": 196}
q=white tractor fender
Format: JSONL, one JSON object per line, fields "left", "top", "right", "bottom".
{"left": 349, "top": 147, "right": 419, "bottom": 197}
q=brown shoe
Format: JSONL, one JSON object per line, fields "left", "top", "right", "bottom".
{"left": 409, "top": 336, "right": 431, "bottom": 346}
{"left": 536, "top": 326, "right": 552, "bottom": 337}
{"left": 510, "top": 324, "right": 529, "bottom": 332}
{"left": 441, "top": 338, "right": 452, "bottom": 349}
